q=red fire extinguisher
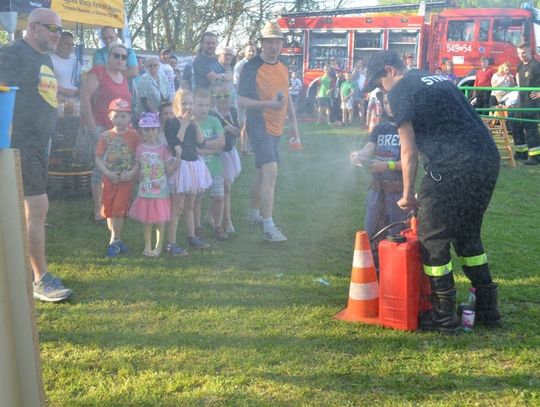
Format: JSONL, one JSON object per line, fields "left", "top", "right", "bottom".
{"left": 377, "top": 215, "right": 432, "bottom": 331}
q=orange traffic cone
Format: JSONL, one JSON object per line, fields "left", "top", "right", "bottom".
{"left": 289, "top": 135, "right": 303, "bottom": 150}
{"left": 334, "top": 230, "right": 380, "bottom": 324}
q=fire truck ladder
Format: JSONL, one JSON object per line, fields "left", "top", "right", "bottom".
{"left": 280, "top": 1, "right": 453, "bottom": 18}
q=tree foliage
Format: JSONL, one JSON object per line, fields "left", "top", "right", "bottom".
{"left": 379, "top": 0, "right": 527, "bottom": 9}
{"left": 124, "top": 0, "right": 332, "bottom": 54}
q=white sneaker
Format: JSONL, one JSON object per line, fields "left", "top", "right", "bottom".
{"left": 263, "top": 226, "right": 287, "bottom": 242}
{"left": 247, "top": 213, "right": 264, "bottom": 225}
{"left": 33, "top": 272, "right": 73, "bottom": 302}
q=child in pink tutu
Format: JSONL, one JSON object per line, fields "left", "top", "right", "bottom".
{"left": 164, "top": 89, "right": 212, "bottom": 253}
{"left": 129, "top": 112, "right": 180, "bottom": 257}
{"left": 209, "top": 81, "right": 242, "bottom": 234}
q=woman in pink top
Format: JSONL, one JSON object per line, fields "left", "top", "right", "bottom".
{"left": 80, "top": 42, "right": 132, "bottom": 223}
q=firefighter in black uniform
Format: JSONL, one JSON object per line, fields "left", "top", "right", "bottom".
{"left": 364, "top": 51, "right": 501, "bottom": 333}
{"left": 514, "top": 42, "right": 540, "bottom": 165}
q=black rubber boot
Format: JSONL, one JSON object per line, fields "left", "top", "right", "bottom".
{"left": 513, "top": 151, "right": 528, "bottom": 161}
{"left": 475, "top": 283, "right": 501, "bottom": 328}
{"left": 523, "top": 155, "right": 540, "bottom": 165}
{"left": 461, "top": 265, "right": 501, "bottom": 327}
{"left": 419, "top": 274, "right": 460, "bottom": 334}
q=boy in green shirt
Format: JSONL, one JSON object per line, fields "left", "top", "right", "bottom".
{"left": 340, "top": 70, "right": 356, "bottom": 126}
{"left": 316, "top": 65, "right": 333, "bottom": 124}
{"left": 192, "top": 88, "right": 227, "bottom": 240}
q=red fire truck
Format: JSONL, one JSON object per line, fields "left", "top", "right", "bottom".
{"left": 277, "top": 2, "right": 539, "bottom": 97}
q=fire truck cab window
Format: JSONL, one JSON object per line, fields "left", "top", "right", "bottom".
{"left": 479, "top": 20, "right": 489, "bottom": 42}
{"left": 447, "top": 20, "right": 474, "bottom": 42}
{"left": 493, "top": 19, "right": 523, "bottom": 46}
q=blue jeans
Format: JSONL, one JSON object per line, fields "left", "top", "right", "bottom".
{"left": 364, "top": 190, "right": 408, "bottom": 269}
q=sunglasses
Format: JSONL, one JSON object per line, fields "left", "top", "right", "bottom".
{"left": 213, "top": 93, "right": 230, "bottom": 100}
{"left": 112, "top": 52, "right": 128, "bottom": 61}
{"left": 38, "top": 23, "right": 63, "bottom": 33}
{"left": 147, "top": 64, "right": 159, "bottom": 67}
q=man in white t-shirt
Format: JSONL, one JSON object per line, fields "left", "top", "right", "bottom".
{"left": 158, "top": 48, "right": 176, "bottom": 102}
{"left": 233, "top": 44, "right": 256, "bottom": 93}
{"left": 233, "top": 44, "right": 256, "bottom": 153}
{"left": 50, "top": 31, "right": 81, "bottom": 100}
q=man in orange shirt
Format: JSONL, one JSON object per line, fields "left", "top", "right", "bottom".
{"left": 238, "top": 21, "right": 299, "bottom": 242}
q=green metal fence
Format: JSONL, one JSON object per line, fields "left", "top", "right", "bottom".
{"left": 459, "top": 85, "right": 540, "bottom": 123}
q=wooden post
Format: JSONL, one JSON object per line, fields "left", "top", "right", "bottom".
{"left": 0, "top": 149, "right": 45, "bottom": 407}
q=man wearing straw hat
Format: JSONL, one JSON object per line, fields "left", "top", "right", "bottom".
{"left": 0, "top": 8, "right": 73, "bottom": 302}
{"left": 238, "top": 21, "right": 299, "bottom": 242}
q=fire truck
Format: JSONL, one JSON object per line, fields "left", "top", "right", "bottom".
{"left": 277, "top": 1, "right": 540, "bottom": 97}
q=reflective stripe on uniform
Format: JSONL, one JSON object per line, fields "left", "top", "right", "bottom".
{"left": 353, "top": 249, "right": 374, "bottom": 269}
{"left": 529, "top": 147, "right": 540, "bottom": 156}
{"left": 349, "top": 281, "right": 379, "bottom": 301}
{"left": 423, "top": 261, "right": 452, "bottom": 277}
{"left": 514, "top": 144, "right": 528, "bottom": 153}
{"left": 459, "top": 253, "right": 488, "bottom": 267}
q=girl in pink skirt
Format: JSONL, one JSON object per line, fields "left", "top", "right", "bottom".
{"left": 164, "top": 90, "right": 212, "bottom": 253}
{"left": 129, "top": 112, "right": 180, "bottom": 257}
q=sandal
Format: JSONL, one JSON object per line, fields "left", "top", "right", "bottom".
{"left": 214, "top": 226, "right": 229, "bottom": 241}
{"left": 143, "top": 250, "right": 159, "bottom": 257}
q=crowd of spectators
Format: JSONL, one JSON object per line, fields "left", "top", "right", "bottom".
{"left": 48, "top": 23, "right": 299, "bottom": 255}
{"left": 0, "top": 13, "right": 305, "bottom": 300}
{"left": 4, "top": 10, "right": 539, "bottom": 302}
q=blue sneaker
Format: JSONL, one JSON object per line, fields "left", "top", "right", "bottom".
{"left": 166, "top": 242, "right": 189, "bottom": 256}
{"left": 187, "top": 236, "right": 210, "bottom": 249}
{"left": 117, "top": 240, "right": 129, "bottom": 254}
{"left": 107, "top": 241, "right": 121, "bottom": 257}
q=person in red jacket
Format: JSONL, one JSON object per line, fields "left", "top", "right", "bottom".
{"left": 472, "top": 57, "right": 494, "bottom": 108}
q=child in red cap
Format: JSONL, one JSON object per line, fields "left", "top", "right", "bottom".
{"left": 95, "top": 98, "right": 141, "bottom": 257}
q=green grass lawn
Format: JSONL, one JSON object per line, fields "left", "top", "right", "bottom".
{"left": 40, "top": 121, "right": 540, "bottom": 406}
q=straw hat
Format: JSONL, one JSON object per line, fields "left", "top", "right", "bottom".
{"left": 260, "top": 21, "right": 284, "bottom": 40}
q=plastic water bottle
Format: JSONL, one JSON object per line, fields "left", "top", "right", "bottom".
{"left": 461, "top": 287, "right": 476, "bottom": 332}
